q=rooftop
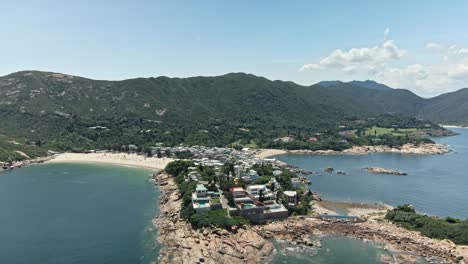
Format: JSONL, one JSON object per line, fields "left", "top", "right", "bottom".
{"left": 196, "top": 184, "right": 207, "bottom": 192}
{"left": 283, "top": 191, "right": 297, "bottom": 197}
{"left": 230, "top": 187, "right": 245, "bottom": 192}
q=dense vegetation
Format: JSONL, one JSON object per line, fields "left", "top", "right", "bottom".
{"left": 0, "top": 135, "right": 47, "bottom": 163}
{"left": 0, "top": 70, "right": 462, "bottom": 161}
{"left": 385, "top": 205, "right": 468, "bottom": 245}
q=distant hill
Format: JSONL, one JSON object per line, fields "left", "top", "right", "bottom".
{"left": 0, "top": 70, "right": 466, "bottom": 157}
{"left": 419, "top": 88, "right": 468, "bottom": 125}
{"left": 318, "top": 80, "right": 393, "bottom": 91}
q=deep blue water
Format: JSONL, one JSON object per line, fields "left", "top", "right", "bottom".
{"left": 0, "top": 163, "right": 160, "bottom": 264}
{"left": 274, "top": 128, "right": 468, "bottom": 219}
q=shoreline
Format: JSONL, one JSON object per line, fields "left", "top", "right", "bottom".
{"left": 442, "top": 125, "right": 467, "bottom": 128}
{"left": 45, "top": 152, "right": 173, "bottom": 170}
{"left": 256, "top": 143, "right": 450, "bottom": 158}
{"left": 7, "top": 150, "right": 466, "bottom": 263}
{"left": 0, "top": 155, "right": 55, "bottom": 173}
{"left": 153, "top": 171, "right": 274, "bottom": 264}
{"left": 153, "top": 171, "right": 467, "bottom": 264}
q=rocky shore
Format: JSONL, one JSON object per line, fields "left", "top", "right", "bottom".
{"left": 257, "top": 143, "right": 450, "bottom": 159}
{"left": 153, "top": 172, "right": 274, "bottom": 264}
{"left": 259, "top": 217, "right": 468, "bottom": 263}
{"left": 153, "top": 171, "right": 467, "bottom": 264}
{"left": 0, "top": 155, "right": 55, "bottom": 173}
{"left": 363, "top": 167, "right": 408, "bottom": 176}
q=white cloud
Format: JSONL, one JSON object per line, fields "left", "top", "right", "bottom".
{"left": 299, "top": 39, "right": 406, "bottom": 74}
{"left": 300, "top": 32, "right": 468, "bottom": 96}
{"left": 425, "top": 42, "right": 443, "bottom": 51}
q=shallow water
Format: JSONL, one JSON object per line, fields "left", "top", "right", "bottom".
{"left": 270, "top": 236, "right": 427, "bottom": 264}
{"left": 274, "top": 128, "right": 468, "bottom": 219}
{"left": 0, "top": 163, "right": 160, "bottom": 264}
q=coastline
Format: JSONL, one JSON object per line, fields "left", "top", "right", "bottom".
{"left": 153, "top": 171, "right": 274, "bottom": 264}
{"left": 442, "top": 125, "right": 467, "bottom": 128}
{"left": 0, "top": 155, "right": 55, "bottom": 173}
{"left": 256, "top": 143, "right": 450, "bottom": 159}
{"left": 260, "top": 215, "right": 468, "bottom": 263}
{"left": 45, "top": 152, "right": 173, "bottom": 170}
{"left": 153, "top": 171, "right": 468, "bottom": 263}
{"left": 8, "top": 149, "right": 466, "bottom": 263}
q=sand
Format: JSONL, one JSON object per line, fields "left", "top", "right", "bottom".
{"left": 46, "top": 152, "right": 174, "bottom": 170}
{"left": 255, "top": 149, "right": 288, "bottom": 159}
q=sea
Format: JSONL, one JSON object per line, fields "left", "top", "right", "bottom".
{"left": 273, "top": 127, "right": 468, "bottom": 219}
{"left": 1, "top": 128, "right": 466, "bottom": 263}
{"left": 0, "top": 163, "right": 160, "bottom": 264}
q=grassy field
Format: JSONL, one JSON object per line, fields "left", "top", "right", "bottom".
{"left": 365, "top": 126, "right": 424, "bottom": 137}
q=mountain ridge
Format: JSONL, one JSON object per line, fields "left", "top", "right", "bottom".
{"left": 0, "top": 70, "right": 466, "bottom": 156}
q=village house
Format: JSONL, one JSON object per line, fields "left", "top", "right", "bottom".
{"left": 192, "top": 184, "right": 222, "bottom": 212}
{"left": 283, "top": 191, "right": 298, "bottom": 206}
{"left": 246, "top": 185, "right": 275, "bottom": 201}
{"left": 291, "top": 177, "right": 301, "bottom": 189}
{"left": 266, "top": 177, "right": 281, "bottom": 191}
{"left": 192, "top": 184, "right": 210, "bottom": 212}
{"left": 229, "top": 186, "right": 288, "bottom": 224}
{"left": 187, "top": 171, "right": 201, "bottom": 182}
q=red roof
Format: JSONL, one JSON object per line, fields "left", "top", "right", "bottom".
{"left": 230, "top": 187, "right": 245, "bottom": 192}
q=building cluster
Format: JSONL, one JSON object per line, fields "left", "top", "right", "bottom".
{"left": 228, "top": 185, "right": 290, "bottom": 224}
{"left": 155, "top": 144, "right": 311, "bottom": 223}
{"left": 176, "top": 147, "right": 307, "bottom": 224}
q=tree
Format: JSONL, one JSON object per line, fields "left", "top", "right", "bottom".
{"left": 259, "top": 189, "right": 264, "bottom": 203}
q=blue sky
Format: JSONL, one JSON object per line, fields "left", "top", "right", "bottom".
{"left": 1, "top": 0, "right": 468, "bottom": 96}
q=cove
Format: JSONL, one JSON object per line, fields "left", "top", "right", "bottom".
{"left": 0, "top": 163, "right": 160, "bottom": 264}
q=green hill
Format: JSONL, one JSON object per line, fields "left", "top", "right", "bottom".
{"left": 419, "top": 88, "right": 468, "bottom": 126}
{"left": 0, "top": 70, "right": 465, "bottom": 159}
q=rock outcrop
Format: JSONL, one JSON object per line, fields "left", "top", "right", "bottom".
{"left": 363, "top": 167, "right": 408, "bottom": 176}
{"left": 153, "top": 172, "right": 274, "bottom": 264}
{"left": 287, "top": 143, "right": 450, "bottom": 155}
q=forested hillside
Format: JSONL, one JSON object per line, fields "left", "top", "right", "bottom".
{"left": 0, "top": 70, "right": 464, "bottom": 160}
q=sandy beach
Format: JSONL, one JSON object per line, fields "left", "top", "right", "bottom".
{"left": 255, "top": 149, "right": 287, "bottom": 158}
{"left": 46, "top": 152, "right": 173, "bottom": 170}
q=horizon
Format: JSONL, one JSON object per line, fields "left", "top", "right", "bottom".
{"left": 2, "top": 1, "right": 468, "bottom": 97}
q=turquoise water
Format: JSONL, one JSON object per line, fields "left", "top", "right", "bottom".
{"left": 0, "top": 163, "right": 160, "bottom": 264}
{"left": 275, "top": 128, "right": 468, "bottom": 219}
{"left": 271, "top": 236, "right": 391, "bottom": 264}
{"left": 271, "top": 236, "right": 427, "bottom": 264}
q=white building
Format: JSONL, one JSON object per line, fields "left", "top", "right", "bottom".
{"left": 268, "top": 178, "right": 281, "bottom": 190}
{"left": 234, "top": 165, "right": 245, "bottom": 179}
{"left": 283, "top": 191, "right": 298, "bottom": 205}
{"left": 246, "top": 185, "right": 275, "bottom": 201}
{"left": 192, "top": 184, "right": 210, "bottom": 212}
{"left": 291, "top": 178, "right": 301, "bottom": 189}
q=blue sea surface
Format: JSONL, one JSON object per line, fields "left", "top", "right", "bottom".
{"left": 274, "top": 128, "right": 468, "bottom": 219}
{"left": 0, "top": 163, "right": 160, "bottom": 264}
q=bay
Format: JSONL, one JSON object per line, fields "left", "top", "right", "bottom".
{"left": 0, "top": 163, "right": 160, "bottom": 264}
{"left": 274, "top": 128, "right": 468, "bottom": 219}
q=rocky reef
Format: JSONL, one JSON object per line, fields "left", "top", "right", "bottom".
{"left": 363, "top": 167, "right": 408, "bottom": 176}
